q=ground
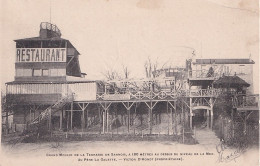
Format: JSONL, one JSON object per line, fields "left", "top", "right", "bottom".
{"left": 1, "top": 136, "right": 259, "bottom": 166}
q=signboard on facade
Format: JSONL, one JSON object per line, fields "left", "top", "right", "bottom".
{"left": 16, "top": 48, "right": 66, "bottom": 62}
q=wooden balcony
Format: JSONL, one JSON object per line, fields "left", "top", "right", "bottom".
{"left": 188, "top": 70, "right": 218, "bottom": 80}
{"left": 178, "top": 89, "right": 222, "bottom": 97}
{"left": 95, "top": 88, "right": 221, "bottom": 102}
{"left": 232, "top": 94, "right": 259, "bottom": 111}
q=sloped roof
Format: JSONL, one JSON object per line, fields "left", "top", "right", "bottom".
{"left": 15, "top": 37, "right": 80, "bottom": 54}
{"left": 194, "top": 59, "right": 254, "bottom": 64}
{"left": 213, "top": 75, "right": 250, "bottom": 87}
{"left": 14, "top": 37, "right": 68, "bottom": 41}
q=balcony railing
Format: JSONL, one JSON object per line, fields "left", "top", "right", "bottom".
{"left": 40, "top": 22, "right": 61, "bottom": 37}
{"left": 189, "top": 69, "right": 220, "bottom": 79}
{"left": 232, "top": 94, "right": 259, "bottom": 108}
{"left": 96, "top": 88, "right": 221, "bottom": 101}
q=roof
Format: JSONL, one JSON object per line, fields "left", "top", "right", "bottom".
{"left": 14, "top": 37, "right": 68, "bottom": 42}
{"left": 213, "top": 75, "right": 250, "bottom": 87}
{"left": 14, "top": 37, "right": 80, "bottom": 55}
{"left": 193, "top": 59, "right": 255, "bottom": 64}
{"left": 6, "top": 80, "right": 98, "bottom": 85}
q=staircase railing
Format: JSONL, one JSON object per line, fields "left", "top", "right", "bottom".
{"left": 30, "top": 93, "right": 74, "bottom": 125}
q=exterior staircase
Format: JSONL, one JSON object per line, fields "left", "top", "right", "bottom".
{"left": 30, "top": 93, "right": 74, "bottom": 125}
{"left": 195, "top": 128, "right": 220, "bottom": 146}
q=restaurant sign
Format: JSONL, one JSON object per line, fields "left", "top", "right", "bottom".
{"left": 16, "top": 48, "right": 66, "bottom": 62}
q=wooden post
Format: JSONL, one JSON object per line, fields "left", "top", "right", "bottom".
{"left": 122, "top": 102, "right": 135, "bottom": 134}
{"left": 102, "top": 111, "right": 105, "bottom": 134}
{"left": 170, "top": 108, "right": 173, "bottom": 135}
{"left": 207, "top": 109, "right": 209, "bottom": 129}
{"left": 127, "top": 103, "right": 130, "bottom": 134}
{"left": 82, "top": 109, "right": 85, "bottom": 132}
{"left": 29, "top": 109, "right": 32, "bottom": 123}
{"left": 49, "top": 108, "right": 52, "bottom": 133}
{"left": 189, "top": 98, "right": 192, "bottom": 129}
{"left": 210, "top": 98, "right": 214, "bottom": 130}
{"left": 182, "top": 100, "right": 184, "bottom": 143}
{"left": 106, "top": 108, "right": 109, "bottom": 133}
{"left": 5, "top": 85, "right": 8, "bottom": 134}
{"left": 70, "top": 102, "right": 73, "bottom": 130}
{"left": 60, "top": 110, "right": 63, "bottom": 130}
{"left": 86, "top": 109, "right": 88, "bottom": 129}
{"left": 167, "top": 101, "right": 169, "bottom": 135}
{"left": 148, "top": 102, "right": 152, "bottom": 134}
{"left": 174, "top": 102, "right": 177, "bottom": 135}
{"left": 66, "top": 111, "right": 69, "bottom": 131}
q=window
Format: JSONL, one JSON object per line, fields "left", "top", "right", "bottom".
{"left": 57, "top": 69, "right": 66, "bottom": 76}
{"left": 42, "top": 69, "right": 49, "bottom": 76}
{"left": 15, "top": 69, "right": 32, "bottom": 77}
{"left": 50, "top": 69, "right": 58, "bottom": 76}
{"left": 33, "top": 69, "right": 41, "bottom": 76}
{"left": 23, "top": 69, "right": 32, "bottom": 76}
{"left": 238, "top": 65, "right": 245, "bottom": 74}
{"left": 50, "top": 69, "right": 66, "bottom": 76}
{"left": 16, "top": 69, "right": 23, "bottom": 77}
{"left": 224, "top": 66, "right": 230, "bottom": 75}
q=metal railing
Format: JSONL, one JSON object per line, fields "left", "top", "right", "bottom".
{"left": 40, "top": 22, "right": 61, "bottom": 37}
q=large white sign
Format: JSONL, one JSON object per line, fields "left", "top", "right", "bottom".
{"left": 16, "top": 48, "right": 66, "bottom": 62}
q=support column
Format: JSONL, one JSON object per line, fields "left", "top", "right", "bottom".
{"left": 100, "top": 102, "right": 112, "bottom": 134}
{"left": 174, "top": 101, "right": 177, "bottom": 135}
{"left": 77, "top": 103, "right": 89, "bottom": 132}
{"left": 231, "top": 108, "right": 234, "bottom": 138}
{"left": 106, "top": 109, "right": 109, "bottom": 132}
{"left": 70, "top": 102, "right": 73, "bottom": 130}
{"left": 210, "top": 98, "right": 214, "bottom": 130}
{"left": 60, "top": 110, "right": 63, "bottom": 130}
{"left": 149, "top": 104, "right": 152, "bottom": 134}
{"left": 30, "top": 109, "right": 32, "bottom": 123}
{"left": 66, "top": 111, "right": 69, "bottom": 131}
{"left": 82, "top": 109, "right": 85, "bottom": 132}
{"left": 86, "top": 109, "right": 89, "bottom": 129}
{"left": 127, "top": 108, "right": 130, "bottom": 133}
{"left": 144, "top": 101, "right": 158, "bottom": 135}
{"left": 49, "top": 108, "right": 52, "bottom": 132}
{"left": 170, "top": 108, "right": 173, "bottom": 135}
{"left": 168, "top": 100, "right": 177, "bottom": 135}
{"left": 189, "top": 98, "right": 192, "bottom": 129}
{"left": 102, "top": 111, "right": 105, "bottom": 134}
{"left": 6, "top": 108, "right": 9, "bottom": 134}
{"left": 206, "top": 109, "right": 209, "bottom": 129}
{"left": 122, "top": 102, "right": 135, "bottom": 134}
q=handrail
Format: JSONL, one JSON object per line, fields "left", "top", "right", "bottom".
{"left": 96, "top": 88, "right": 221, "bottom": 100}
{"left": 40, "top": 22, "right": 61, "bottom": 37}
{"left": 30, "top": 93, "right": 74, "bottom": 125}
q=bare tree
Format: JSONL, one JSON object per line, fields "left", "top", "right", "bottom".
{"left": 144, "top": 56, "right": 170, "bottom": 78}
{"left": 122, "top": 64, "right": 130, "bottom": 79}
{"left": 102, "top": 68, "right": 121, "bottom": 80}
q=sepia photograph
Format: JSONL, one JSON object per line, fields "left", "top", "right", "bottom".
{"left": 0, "top": 0, "right": 259, "bottom": 166}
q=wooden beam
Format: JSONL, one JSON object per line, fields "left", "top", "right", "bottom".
{"left": 66, "top": 56, "right": 75, "bottom": 67}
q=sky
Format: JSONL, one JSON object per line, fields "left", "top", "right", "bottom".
{"left": 0, "top": 0, "right": 259, "bottom": 93}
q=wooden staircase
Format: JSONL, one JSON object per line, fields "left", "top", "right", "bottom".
{"left": 30, "top": 93, "right": 74, "bottom": 125}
